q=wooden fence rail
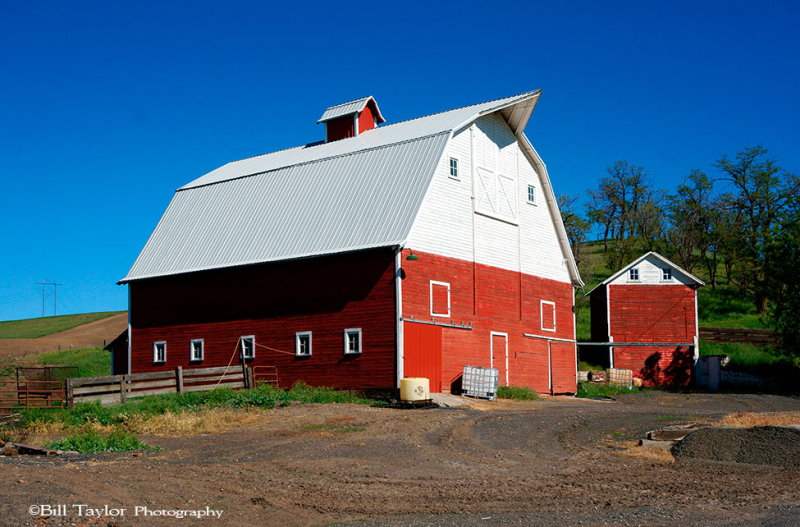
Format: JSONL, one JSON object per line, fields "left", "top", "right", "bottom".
{"left": 699, "top": 326, "right": 776, "bottom": 346}
{"left": 66, "top": 365, "right": 254, "bottom": 407}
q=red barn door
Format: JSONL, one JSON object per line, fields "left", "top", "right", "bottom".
{"left": 491, "top": 332, "right": 508, "bottom": 386}
{"left": 403, "top": 321, "right": 442, "bottom": 392}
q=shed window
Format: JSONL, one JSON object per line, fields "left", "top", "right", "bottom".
{"left": 541, "top": 300, "right": 556, "bottom": 332}
{"left": 662, "top": 268, "right": 672, "bottom": 281}
{"left": 449, "top": 157, "right": 459, "bottom": 179}
{"left": 295, "top": 332, "right": 312, "bottom": 357}
{"left": 241, "top": 335, "right": 255, "bottom": 360}
{"left": 629, "top": 268, "right": 639, "bottom": 281}
{"left": 430, "top": 280, "right": 451, "bottom": 317}
{"left": 190, "top": 339, "right": 204, "bottom": 361}
{"left": 344, "top": 328, "right": 362, "bottom": 355}
{"left": 527, "top": 184, "right": 536, "bottom": 204}
{"left": 153, "top": 341, "right": 166, "bottom": 363}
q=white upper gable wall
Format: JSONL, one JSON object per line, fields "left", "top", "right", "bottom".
{"left": 608, "top": 254, "right": 696, "bottom": 287}
{"left": 406, "top": 113, "right": 571, "bottom": 284}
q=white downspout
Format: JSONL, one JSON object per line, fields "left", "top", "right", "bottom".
{"left": 127, "top": 287, "right": 132, "bottom": 374}
{"left": 395, "top": 248, "right": 404, "bottom": 388}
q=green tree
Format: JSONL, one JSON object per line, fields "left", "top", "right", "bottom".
{"left": 666, "top": 170, "right": 714, "bottom": 277}
{"left": 765, "top": 205, "right": 800, "bottom": 357}
{"left": 714, "top": 146, "right": 800, "bottom": 314}
{"left": 558, "top": 194, "right": 591, "bottom": 281}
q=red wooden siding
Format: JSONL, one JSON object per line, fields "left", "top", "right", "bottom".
{"left": 403, "top": 321, "right": 442, "bottom": 391}
{"left": 608, "top": 284, "right": 696, "bottom": 386}
{"left": 400, "top": 249, "right": 576, "bottom": 394}
{"left": 358, "top": 102, "right": 377, "bottom": 132}
{"left": 129, "top": 248, "right": 397, "bottom": 390}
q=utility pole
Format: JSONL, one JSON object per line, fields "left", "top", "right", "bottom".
{"left": 36, "top": 280, "right": 62, "bottom": 317}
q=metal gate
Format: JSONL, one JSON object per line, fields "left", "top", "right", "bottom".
{"left": 0, "top": 380, "right": 66, "bottom": 415}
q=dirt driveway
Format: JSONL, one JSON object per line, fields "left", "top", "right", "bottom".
{"left": 2, "top": 391, "right": 799, "bottom": 527}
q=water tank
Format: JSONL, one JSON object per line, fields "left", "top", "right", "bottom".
{"left": 400, "top": 377, "right": 430, "bottom": 402}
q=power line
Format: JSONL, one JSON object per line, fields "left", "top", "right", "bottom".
{"left": 36, "top": 281, "right": 62, "bottom": 317}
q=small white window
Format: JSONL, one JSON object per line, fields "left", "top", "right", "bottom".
{"left": 190, "top": 339, "right": 204, "bottom": 361}
{"left": 241, "top": 335, "right": 255, "bottom": 360}
{"left": 344, "top": 328, "right": 362, "bottom": 355}
{"left": 429, "top": 280, "right": 451, "bottom": 318}
{"left": 295, "top": 331, "right": 312, "bottom": 357}
{"left": 449, "top": 157, "right": 459, "bottom": 179}
{"left": 153, "top": 341, "right": 166, "bottom": 363}
{"left": 629, "top": 268, "right": 639, "bottom": 281}
{"left": 662, "top": 268, "right": 672, "bottom": 281}
{"left": 527, "top": 184, "right": 536, "bottom": 204}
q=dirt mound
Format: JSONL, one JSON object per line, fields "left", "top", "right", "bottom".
{"left": 672, "top": 426, "right": 800, "bottom": 468}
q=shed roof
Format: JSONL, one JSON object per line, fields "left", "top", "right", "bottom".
{"left": 317, "top": 95, "right": 386, "bottom": 124}
{"left": 121, "top": 90, "right": 581, "bottom": 285}
{"left": 586, "top": 251, "right": 705, "bottom": 295}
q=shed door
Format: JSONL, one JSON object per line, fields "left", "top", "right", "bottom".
{"left": 403, "top": 321, "right": 442, "bottom": 392}
{"left": 491, "top": 332, "right": 508, "bottom": 386}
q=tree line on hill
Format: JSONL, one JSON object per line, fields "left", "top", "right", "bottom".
{"left": 559, "top": 146, "right": 800, "bottom": 357}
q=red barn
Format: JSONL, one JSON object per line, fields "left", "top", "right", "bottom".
{"left": 588, "top": 252, "right": 704, "bottom": 386}
{"left": 120, "top": 91, "right": 583, "bottom": 394}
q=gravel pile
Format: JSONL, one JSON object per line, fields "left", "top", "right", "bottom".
{"left": 672, "top": 426, "right": 800, "bottom": 468}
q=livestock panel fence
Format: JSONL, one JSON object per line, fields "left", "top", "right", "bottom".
{"left": 66, "top": 365, "right": 256, "bottom": 407}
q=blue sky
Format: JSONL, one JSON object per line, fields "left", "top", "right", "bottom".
{"left": 1, "top": 1, "right": 798, "bottom": 321}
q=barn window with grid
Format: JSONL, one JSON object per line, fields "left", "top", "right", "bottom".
{"left": 241, "top": 336, "right": 255, "bottom": 360}
{"left": 629, "top": 268, "right": 639, "bottom": 281}
{"left": 449, "top": 157, "right": 459, "bottom": 179}
{"left": 295, "top": 332, "right": 312, "bottom": 357}
{"left": 190, "top": 339, "right": 204, "bottom": 361}
{"left": 344, "top": 328, "right": 362, "bottom": 355}
{"left": 153, "top": 341, "right": 166, "bottom": 363}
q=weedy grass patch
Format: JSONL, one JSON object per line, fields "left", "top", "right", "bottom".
{"left": 576, "top": 382, "right": 640, "bottom": 398}
{"left": 497, "top": 385, "right": 539, "bottom": 401}
{"left": 8, "top": 381, "right": 381, "bottom": 449}
{"left": 45, "top": 429, "right": 158, "bottom": 454}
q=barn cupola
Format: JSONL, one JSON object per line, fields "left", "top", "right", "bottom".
{"left": 317, "top": 96, "right": 386, "bottom": 143}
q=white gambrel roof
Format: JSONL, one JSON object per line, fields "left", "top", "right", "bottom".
{"left": 317, "top": 96, "right": 385, "bottom": 124}
{"left": 122, "top": 90, "right": 582, "bottom": 285}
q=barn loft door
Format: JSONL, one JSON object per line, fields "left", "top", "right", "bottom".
{"left": 403, "top": 321, "right": 442, "bottom": 392}
{"left": 491, "top": 332, "right": 509, "bottom": 386}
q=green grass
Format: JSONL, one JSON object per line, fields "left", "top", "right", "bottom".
{"left": 575, "top": 382, "right": 639, "bottom": 398}
{"left": 699, "top": 341, "right": 799, "bottom": 378}
{"left": 697, "top": 285, "right": 766, "bottom": 328}
{"left": 497, "top": 385, "right": 539, "bottom": 400}
{"left": 15, "top": 382, "right": 379, "bottom": 429}
{"left": 37, "top": 347, "right": 110, "bottom": 378}
{"left": 578, "top": 361, "right": 604, "bottom": 371}
{"left": 45, "top": 429, "right": 158, "bottom": 453}
{"left": 0, "top": 311, "right": 123, "bottom": 339}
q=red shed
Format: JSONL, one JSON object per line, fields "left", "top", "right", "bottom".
{"left": 119, "top": 91, "right": 583, "bottom": 395}
{"left": 588, "top": 252, "right": 704, "bottom": 386}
